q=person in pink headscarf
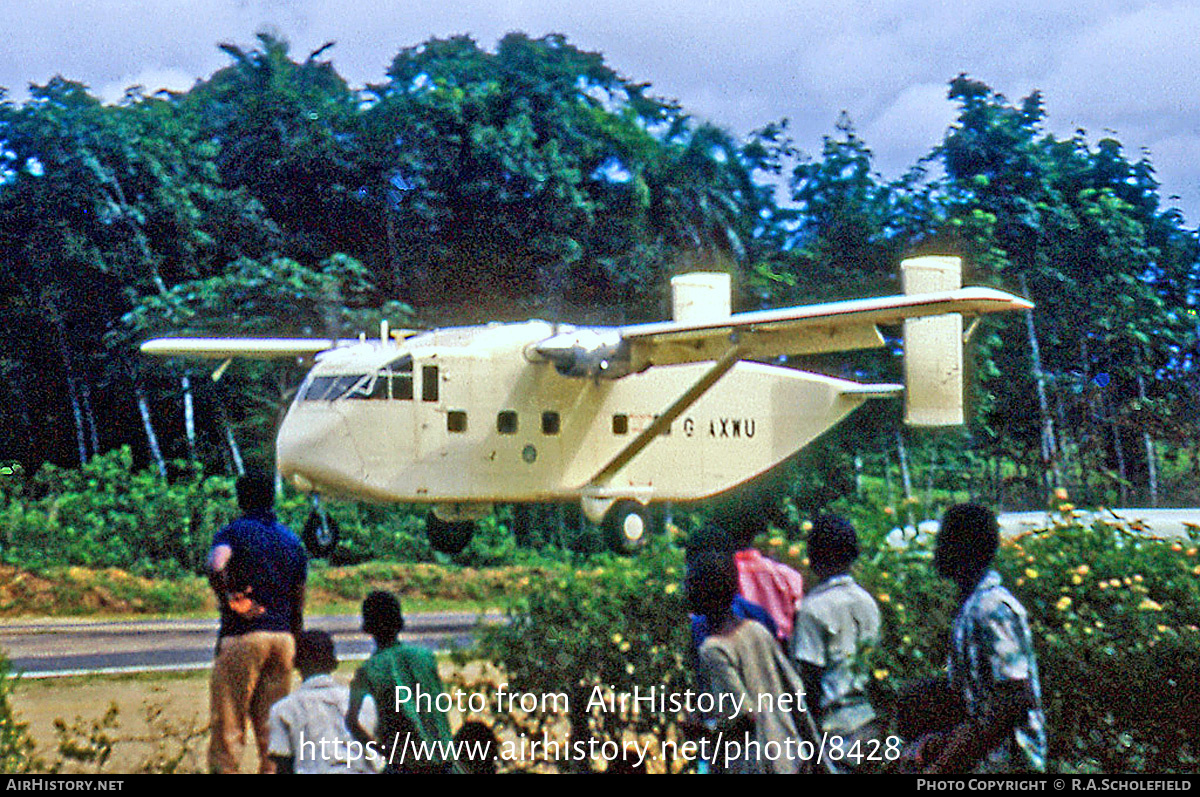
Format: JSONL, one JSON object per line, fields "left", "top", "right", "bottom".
{"left": 711, "top": 504, "right": 805, "bottom": 643}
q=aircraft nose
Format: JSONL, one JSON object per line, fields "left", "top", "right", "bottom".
{"left": 276, "top": 406, "right": 367, "bottom": 496}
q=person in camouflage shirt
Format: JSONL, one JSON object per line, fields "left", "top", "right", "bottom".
{"left": 924, "top": 503, "right": 1047, "bottom": 773}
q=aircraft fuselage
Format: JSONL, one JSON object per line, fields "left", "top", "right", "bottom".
{"left": 276, "top": 320, "right": 885, "bottom": 512}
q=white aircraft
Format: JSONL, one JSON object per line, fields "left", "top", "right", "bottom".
{"left": 141, "top": 256, "right": 1031, "bottom": 554}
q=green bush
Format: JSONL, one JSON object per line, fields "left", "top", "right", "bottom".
{"left": 0, "top": 448, "right": 236, "bottom": 575}
{"left": 472, "top": 536, "right": 694, "bottom": 772}
{"left": 0, "top": 655, "right": 36, "bottom": 773}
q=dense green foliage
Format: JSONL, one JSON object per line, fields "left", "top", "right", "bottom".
{"left": 0, "top": 446, "right": 599, "bottom": 574}
{"left": 1, "top": 33, "right": 1195, "bottom": 515}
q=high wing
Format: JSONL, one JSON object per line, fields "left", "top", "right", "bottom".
{"left": 617, "top": 286, "right": 1032, "bottom": 371}
{"left": 140, "top": 329, "right": 423, "bottom": 362}
{"left": 140, "top": 337, "right": 355, "bottom": 360}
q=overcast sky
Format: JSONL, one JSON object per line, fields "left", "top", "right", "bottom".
{"left": 5, "top": 0, "right": 1200, "bottom": 225}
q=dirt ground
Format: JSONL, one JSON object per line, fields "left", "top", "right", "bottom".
{"left": 11, "top": 660, "right": 495, "bottom": 774}
{"left": 15, "top": 668, "right": 271, "bottom": 773}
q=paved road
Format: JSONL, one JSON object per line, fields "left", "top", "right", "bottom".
{"left": 886, "top": 508, "right": 1200, "bottom": 545}
{"left": 999, "top": 507, "right": 1200, "bottom": 538}
{"left": 0, "top": 611, "right": 497, "bottom": 679}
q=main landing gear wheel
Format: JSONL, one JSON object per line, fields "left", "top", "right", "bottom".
{"left": 603, "top": 500, "right": 652, "bottom": 555}
{"left": 426, "top": 513, "right": 475, "bottom": 555}
{"left": 303, "top": 503, "right": 340, "bottom": 558}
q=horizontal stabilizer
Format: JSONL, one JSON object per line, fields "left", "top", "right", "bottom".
{"left": 839, "top": 383, "right": 904, "bottom": 398}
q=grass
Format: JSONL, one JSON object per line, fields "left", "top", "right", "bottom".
{"left": 0, "top": 560, "right": 540, "bottom": 621}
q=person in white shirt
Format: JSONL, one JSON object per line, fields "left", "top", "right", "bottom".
{"left": 268, "top": 630, "right": 380, "bottom": 774}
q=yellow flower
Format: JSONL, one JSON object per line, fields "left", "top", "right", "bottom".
{"left": 626, "top": 663, "right": 635, "bottom": 675}
{"left": 619, "top": 641, "right": 631, "bottom": 652}
{"left": 1133, "top": 574, "right": 1143, "bottom": 583}
{"left": 664, "top": 583, "right": 678, "bottom": 595}
{"left": 1055, "top": 596, "right": 1072, "bottom": 611}
{"left": 877, "top": 593, "right": 891, "bottom": 603}
{"left": 787, "top": 545, "right": 801, "bottom": 558}
{"left": 873, "top": 668, "right": 889, "bottom": 681}
{"left": 1193, "top": 565, "right": 1200, "bottom": 576}
{"left": 768, "top": 536, "right": 784, "bottom": 547}
{"left": 1025, "top": 568, "right": 1039, "bottom": 579}
{"left": 1075, "top": 565, "right": 1090, "bottom": 576}
{"left": 883, "top": 507, "right": 896, "bottom": 516}
{"left": 1071, "top": 574, "right": 1083, "bottom": 585}
{"left": 1138, "top": 598, "right": 1164, "bottom": 612}
{"left": 1058, "top": 503, "right": 1075, "bottom": 512}
{"left": 612, "top": 633, "right": 623, "bottom": 644}
{"left": 1054, "top": 487, "right": 1069, "bottom": 501}
{"left": 800, "top": 520, "right": 814, "bottom": 533}
{"left": 1156, "top": 624, "right": 1169, "bottom": 634}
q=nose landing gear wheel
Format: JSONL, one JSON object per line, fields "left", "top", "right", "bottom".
{"left": 303, "top": 502, "right": 340, "bottom": 558}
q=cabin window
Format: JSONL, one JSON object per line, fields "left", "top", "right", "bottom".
{"left": 612, "top": 414, "right": 628, "bottom": 435}
{"left": 497, "top": 410, "right": 518, "bottom": 435}
{"left": 422, "top": 365, "right": 439, "bottom": 402}
{"left": 542, "top": 411, "right": 561, "bottom": 435}
{"left": 448, "top": 410, "right": 467, "bottom": 433}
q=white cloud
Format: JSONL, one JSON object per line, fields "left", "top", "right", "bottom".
{"left": 862, "top": 83, "right": 956, "bottom": 177}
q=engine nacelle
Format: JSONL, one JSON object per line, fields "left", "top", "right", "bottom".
{"left": 531, "top": 329, "right": 630, "bottom": 379}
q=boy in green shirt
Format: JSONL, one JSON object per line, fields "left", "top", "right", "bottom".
{"left": 346, "top": 591, "right": 453, "bottom": 773}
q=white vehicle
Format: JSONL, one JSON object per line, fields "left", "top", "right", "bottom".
{"left": 142, "top": 256, "right": 1030, "bottom": 554}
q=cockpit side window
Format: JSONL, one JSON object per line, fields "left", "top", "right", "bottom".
{"left": 338, "top": 355, "right": 413, "bottom": 401}
{"left": 389, "top": 355, "right": 414, "bottom": 400}
{"left": 345, "top": 373, "right": 386, "bottom": 400}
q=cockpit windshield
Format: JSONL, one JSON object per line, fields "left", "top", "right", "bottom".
{"left": 299, "top": 374, "right": 368, "bottom": 402}
{"left": 299, "top": 354, "right": 416, "bottom": 403}
{"left": 303, "top": 354, "right": 416, "bottom": 403}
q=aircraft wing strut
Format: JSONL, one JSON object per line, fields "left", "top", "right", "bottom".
{"left": 590, "top": 342, "right": 743, "bottom": 487}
